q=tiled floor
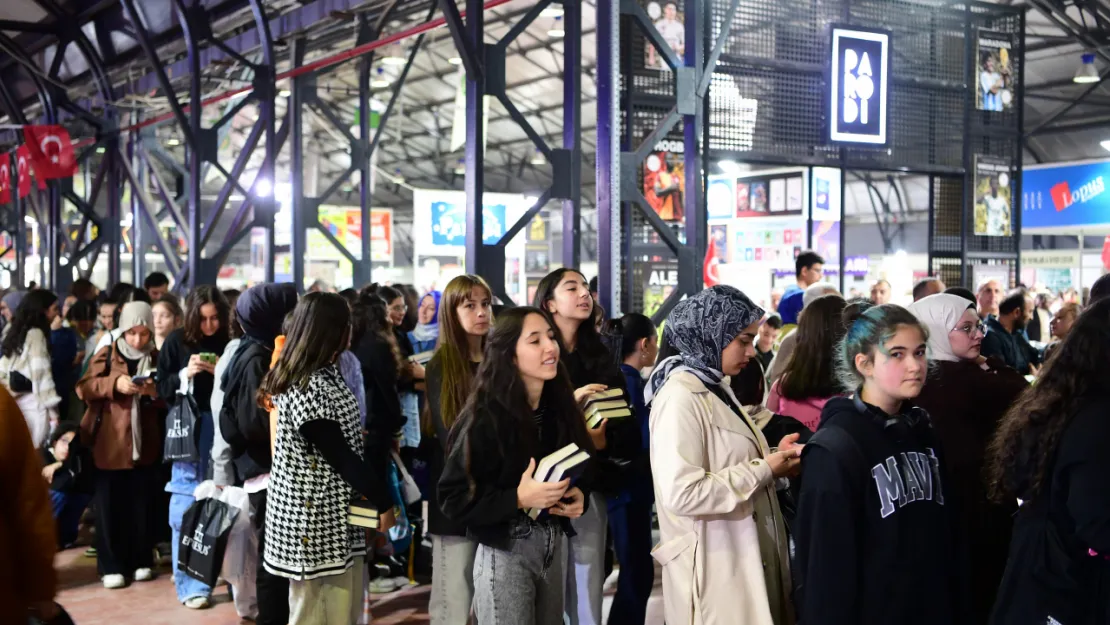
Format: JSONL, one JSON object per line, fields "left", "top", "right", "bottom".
{"left": 55, "top": 547, "right": 665, "bottom": 624}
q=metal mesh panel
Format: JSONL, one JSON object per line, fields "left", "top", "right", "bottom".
{"left": 931, "top": 257, "right": 963, "bottom": 290}
{"left": 932, "top": 176, "right": 963, "bottom": 254}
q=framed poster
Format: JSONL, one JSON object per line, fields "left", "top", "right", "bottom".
{"left": 974, "top": 155, "right": 1014, "bottom": 236}
{"left": 643, "top": 1, "right": 685, "bottom": 72}
{"left": 977, "top": 31, "right": 1013, "bottom": 112}
{"left": 828, "top": 26, "right": 890, "bottom": 145}
{"left": 769, "top": 178, "right": 786, "bottom": 212}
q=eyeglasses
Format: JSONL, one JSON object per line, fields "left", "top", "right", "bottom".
{"left": 951, "top": 321, "right": 986, "bottom": 337}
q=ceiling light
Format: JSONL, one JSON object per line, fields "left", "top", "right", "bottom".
{"left": 717, "top": 159, "right": 740, "bottom": 174}
{"left": 371, "top": 78, "right": 391, "bottom": 88}
{"left": 166, "top": 138, "right": 181, "bottom": 146}
{"left": 393, "top": 168, "right": 405, "bottom": 184}
{"left": 1100, "top": 139, "right": 1110, "bottom": 152}
{"left": 255, "top": 177, "right": 273, "bottom": 197}
{"left": 381, "top": 55, "right": 406, "bottom": 66}
{"left": 530, "top": 149, "right": 546, "bottom": 165}
{"left": 540, "top": 6, "right": 564, "bottom": 18}
{"left": 1074, "top": 53, "right": 1100, "bottom": 84}
{"left": 454, "top": 159, "right": 466, "bottom": 175}
{"left": 381, "top": 43, "right": 407, "bottom": 66}
{"left": 548, "top": 15, "right": 565, "bottom": 38}
{"left": 448, "top": 56, "right": 462, "bottom": 65}
{"left": 279, "top": 89, "right": 291, "bottom": 97}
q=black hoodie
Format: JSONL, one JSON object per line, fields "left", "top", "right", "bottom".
{"left": 794, "top": 396, "right": 969, "bottom": 625}
{"left": 218, "top": 284, "right": 298, "bottom": 478}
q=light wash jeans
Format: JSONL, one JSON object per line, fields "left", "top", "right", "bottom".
{"left": 170, "top": 493, "right": 212, "bottom": 602}
{"left": 473, "top": 518, "right": 566, "bottom": 625}
{"left": 429, "top": 534, "right": 478, "bottom": 625}
{"left": 564, "top": 492, "right": 608, "bottom": 625}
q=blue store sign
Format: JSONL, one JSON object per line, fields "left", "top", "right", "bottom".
{"left": 430, "top": 201, "right": 508, "bottom": 246}
{"left": 1023, "top": 160, "right": 1110, "bottom": 230}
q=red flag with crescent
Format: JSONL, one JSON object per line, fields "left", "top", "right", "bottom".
{"left": 0, "top": 153, "right": 10, "bottom": 204}
{"left": 22, "top": 125, "right": 77, "bottom": 180}
{"left": 15, "top": 145, "right": 32, "bottom": 198}
{"left": 703, "top": 237, "right": 720, "bottom": 287}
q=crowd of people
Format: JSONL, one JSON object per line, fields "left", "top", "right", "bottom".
{"left": 1, "top": 258, "right": 1107, "bottom": 625}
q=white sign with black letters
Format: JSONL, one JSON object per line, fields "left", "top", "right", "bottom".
{"left": 829, "top": 27, "right": 890, "bottom": 145}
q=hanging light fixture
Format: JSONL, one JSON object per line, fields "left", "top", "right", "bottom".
{"left": 370, "top": 67, "right": 391, "bottom": 89}
{"left": 381, "top": 43, "right": 407, "bottom": 66}
{"left": 540, "top": 5, "right": 564, "bottom": 18}
{"left": 448, "top": 57, "right": 463, "bottom": 66}
{"left": 548, "top": 16, "right": 565, "bottom": 38}
{"left": 530, "top": 149, "right": 546, "bottom": 165}
{"left": 454, "top": 159, "right": 466, "bottom": 175}
{"left": 1074, "top": 53, "right": 1100, "bottom": 84}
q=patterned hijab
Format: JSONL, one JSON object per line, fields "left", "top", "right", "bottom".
{"left": 645, "top": 285, "right": 765, "bottom": 404}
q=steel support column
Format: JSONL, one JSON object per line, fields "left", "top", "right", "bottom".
{"left": 680, "top": 0, "right": 704, "bottom": 299}
{"left": 562, "top": 0, "right": 583, "bottom": 270}
{"left": 290, "top": 39, "right": 309, "bottom": 292}
{"left": 357, "top": 16, "right": 374, "bottom": 288}
{"left": 596, "top": 0, "right": 619, "bottom": 317}
{"left": 462, "top": 0, "right": 486, "bottom": 276}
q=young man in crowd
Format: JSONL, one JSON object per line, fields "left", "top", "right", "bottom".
{"left": 869, "top": 279, "right": 891, "bottom": 305}
{"left": 776, "top": 250, "right": 825, "bottom": 326}
{"left": 143, "top": 273, "right": 171, "bottom": 302}
{"left": 981, "top": 290, "right": 1040, "bottom": 375}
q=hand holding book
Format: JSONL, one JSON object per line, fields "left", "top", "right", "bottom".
{"left": 517, "top": 457, "right": 571, "bottom": 510}
{"left": 547, "top": 486, "right": 585, "bottom": 519}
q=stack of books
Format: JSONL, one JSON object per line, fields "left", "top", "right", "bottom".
{"left": 526, "top": 442, "right": 591, "bottom": 520}
{"left": 347, "top": 500, "right": 380, "bottom": 529}
{"left": 583, "top": 388, "right": 632, "bottom": 429}
{"left": 411, "top": 351, "right": 434, "bottom": 365}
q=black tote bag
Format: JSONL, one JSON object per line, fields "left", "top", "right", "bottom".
{"left": 177, "top": 497, "right": 240, "bottom": 585}
{"left": 163, "top": 392, "right": 200, "bottom": 463}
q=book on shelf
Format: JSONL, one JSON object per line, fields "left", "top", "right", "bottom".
{"left": 586, "top": 406, "right": 632, "bottom": 429}
{"left": 527, "top": 445, "right": 591, "bottom": 520}
{"left": 410, "top": 351, "right": 434, "bottom": 365}
{"left": 347, "top": 500, "right": 380, "bottom": 529}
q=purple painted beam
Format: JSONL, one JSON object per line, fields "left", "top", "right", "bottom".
{"left": 126, "top": 0, "right": 381, "bottom": 96}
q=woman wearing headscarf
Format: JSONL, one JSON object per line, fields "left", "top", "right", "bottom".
{"left": 1, "top": 290, "right": 25, "bottom": 326}
{"left": 907, "top": 293, "right": 1029, "bottom": 624}
{"left": 77, "top": 302, "right": 163, "bottom": 590}
{"left": 408, "top": 290, "right": 441, "bottom": 355}
{"left": 647, "top": 285, "right": 800, "bottom": 625}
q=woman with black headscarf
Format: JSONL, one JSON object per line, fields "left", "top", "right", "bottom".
{"left": 647, "top": 285, "right": 800, "bottom": 625}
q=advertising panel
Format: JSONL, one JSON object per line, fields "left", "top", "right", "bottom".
{"left": 976, "top": 31, "right": 1014, "bottom": 112}
{"left": 1022, "top": 159, "right": 1110, "bottom": 231}
{"left": 829, "top": 27, "right": 890, "bottom": 145}
{"left": 973, "top": 155, "right": 1014, "bottom": 236}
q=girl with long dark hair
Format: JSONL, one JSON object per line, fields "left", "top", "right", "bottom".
{"left": 439, "top": 306, "right": 594, "bottom": 625}
{"left": 379, "top": 284, "right": 425, "bottom": 450}
{"left": 351, "top": 293, "right": 406, "bottom": 485}
{"left": 156, "top": 285, "right": 230, "bottom": 609}
{"left": 987, "top": 297, "right": 1110, "bottom": 625}
{"left": 766, "top": 294, "right": 848, "bottom": 432}
{"left": 534, "top": 268, "right": 633, "bottom": 625}
{"left": 259, "top": 293, "right": 395, "bottom": 624}
{"left": 0, "top": 289, "right": 62, "bottom": 448}
{"left": 795, "top": 304, "right": 965, "bottom": 625}
{"left": 425, "top": 275, "right": 492, "bottom": 625}
{"left": 599, "top": 313, "right": 657, "bottom": 625}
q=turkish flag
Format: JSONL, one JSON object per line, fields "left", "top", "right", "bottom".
{"left": 0, "top": 154, "right": 10, "bottom": 204}
{"left": 703, "top": 237, "right": 720, "bottom": 287}
{"left": 15, "top": 145, "right": 32, "bottom": 198}
{"left": 22, "top": 125, "right": 77, "bottom": 180}
{"left": 1101, "top": 236, "right": 1110, "bottom": 271}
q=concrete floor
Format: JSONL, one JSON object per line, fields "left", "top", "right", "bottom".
{"left": 55, "top": 546, "right": 665, "bottom": 624}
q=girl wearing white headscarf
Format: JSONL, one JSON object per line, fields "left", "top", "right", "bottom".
{"left": 78, "top": 301, "right": 163, "bottom": 591}
{"left": 647, "top": 285, "right": 800, "bottom": 625}
{"left": 907, "top": 293, "right": 1028, "bottom": 624}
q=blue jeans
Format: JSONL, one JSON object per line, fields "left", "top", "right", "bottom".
{"left": 170, "top": 493, "right": 212, "bottom": 602}
{"left": 49, "top": 490, "right": 91, "bottom": 548}
{"left": 166, "top": 409, "right": 215, "bottom": 602}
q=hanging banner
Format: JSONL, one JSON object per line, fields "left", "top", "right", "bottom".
{"left": 22, "top": 125, "right": 77, "bottom": 179}
{"left": 15, "top": 145, "right": 31, "bottom": 199}
{"left": 0, "top": 153, "right": 10, "bottom": 204}
{"left": 973, "top": 155, "right": 1014, "bottom": 236}
{"left": 976, "top": 31, "right": 1014, "bottom": 112}
{"left": 829, "top": 26, "right": 890, "bottom": 145}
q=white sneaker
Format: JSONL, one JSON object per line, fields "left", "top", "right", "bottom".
{"left": 368, "top": 578, "right": 396, "bottom": 593}
{"left": 184, "top": 597, "right": 210, "bottom": 610}
{"left": 392, "top": 576, "right": 411, "bottom": 588}
{"left": 102, "top": 574, "right": 126, "bottom": 589}
{"left": 133, "top": 568, "right": 154, "bottom": 582}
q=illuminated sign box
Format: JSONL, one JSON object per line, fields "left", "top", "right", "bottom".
{"left": 829, "top": 26, "right": 890, "bottom": 146}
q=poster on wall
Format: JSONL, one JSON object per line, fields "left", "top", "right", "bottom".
{"left": 976, "top": 31, "right": 1014, "bottom": 112}
{"left": 643, "top": 1, "right": 684, "bottom": 72}
{"left": 368, "top": 209, "right": 393, "bottom": 263}
{"left": 644, "top": 147, "right": 685, "bottom": 221}
{"left": 769, "top": 178, "right": 786, "bottom": 212}
{"left": 710, "top": 224, "right": 728, "bottom": 262}
{"left": 707, "top": 177, "right": 735, "bottom": 220}
{"left": 736, "top": 182, "right": 751, "bottom": 215}
{"left": 974, "top": 155, "right": 1014, "bottom": 236}
{"left": 642, "top": 261, "right": 678, "bottom": 319}
{"left": 750, "top": 181, "right": 768, "bottom": 213}
{"left": 786, "top": 177, "right": 803, "bottom": 211}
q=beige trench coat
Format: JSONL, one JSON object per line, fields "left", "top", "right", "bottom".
{"left": 649, "top": 371, "right": 794, "bottom": 625}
